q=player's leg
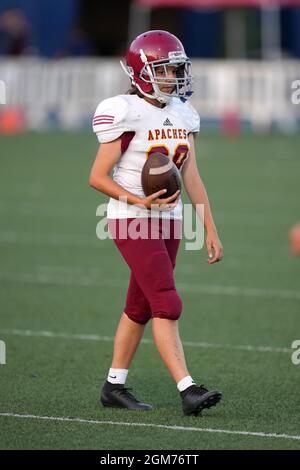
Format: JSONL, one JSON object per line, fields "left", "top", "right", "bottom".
{"left": 109, "top": 219, "right": 188, "bottom": 383}
{"left": 112, "top": 218, "right": 189, "bottom": 381}
{"left": 152, "top": 317, "right": 189, "bottom": 382}
{"left": 152, "top": 315, "right": 221, "bottom": 415}
{"left": 100, "top": 220, "right": 153, "bottom": 411}
{"left": 149, "top": 218, "right": 222, "bottom": 415}
{"left": 105, "top": 217, "right": 222, "bottom": 414}
{"left": 101, "top": 309, "right": 152, "bottom": 410}
{"left": 150, "top": 219, "right": 191, "bottom": 382}
{"left": 110, "top": 271, "right": 151, "bottom": 371}
{"left": 110, "top": 312, "right": 146, "bottom": 370}
{"left": 158, "top": 219, "right": 222, "bottom": 415}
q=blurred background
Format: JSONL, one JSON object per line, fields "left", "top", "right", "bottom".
{"left": 0, "top": 0, "right": 300, "bottom": 132}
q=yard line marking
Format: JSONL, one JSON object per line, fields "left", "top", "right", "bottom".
{"left": 177, "top": 283, "right": 300, "bottom": 301}
{"left": 0, "top": 328, "right": 291, "bottom": 354}
{"left": 0, "top": 201, "right": 283, "bottom": 220}
{"left": 0, "top": 202, "right": 92, "bottom": 217}
{"left": 0, "top": 270, "right": 299, "bottom": 300}
{"left": 0, "top": 231, "right": 101, "bottom": 248}
{"left": 0, "top": 229, "right": 287, "bottom": 257}
{"left": 0, "top": 412, "right": 299, "bottom": 442}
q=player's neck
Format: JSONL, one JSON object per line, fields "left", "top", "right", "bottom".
{"left": 142, "top": 96, "right": 166, "bottom": 109}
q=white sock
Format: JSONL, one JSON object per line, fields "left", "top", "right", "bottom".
{"left": 107, "top": 368, "right": 128, "bottom": 385}
{"left": 177, "top": 375, "right": 196, "bottom": 392}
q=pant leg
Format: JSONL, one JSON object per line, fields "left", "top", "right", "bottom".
{"left": 108, "top": 218, "right": 152, "bottom": 324}
{"left": 124, "top": 272, "right": 152, "bottom": 325}
{"left": 162, "top": 219, "right": 182, "bottom": 269}
{"left": 110, "top": 218, "right": 183, "bottom": 321}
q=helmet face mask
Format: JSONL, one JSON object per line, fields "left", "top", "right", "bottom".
{"left": 121, "top": 30, "right": 193, "bottom": 103}
{"left": 139, "top": 55, "right": 193, "bottom": 103}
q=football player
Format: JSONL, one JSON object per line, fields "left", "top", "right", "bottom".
{"left": 89, "top": 30, "right": 223, "bottom": 416}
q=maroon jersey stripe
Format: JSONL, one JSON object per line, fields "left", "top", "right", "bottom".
{"left": 93, "top": 121, "right": 114, "bottom": 126}
{"left": 93, "top": 115, "right": 114, "bottom": 119}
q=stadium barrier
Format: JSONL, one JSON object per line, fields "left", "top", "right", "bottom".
{"left": 0, "top": 58, "right": 299, "bottom": 132}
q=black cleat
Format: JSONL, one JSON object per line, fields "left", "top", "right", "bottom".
{"left": 181, "top": 384, "right": 222, "bottom": 416}
{"left": 100, "top": 381, "right": 153, "bottom": 411}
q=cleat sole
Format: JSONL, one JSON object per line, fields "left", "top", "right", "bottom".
{"left": 184, "top": 391, "right": 222, "bottom": 416}
{"left": 193, "top": 393, "right": 222, "bottom": 416}
{"left": 101, "top": 399, "right": 153, "bottom": 411}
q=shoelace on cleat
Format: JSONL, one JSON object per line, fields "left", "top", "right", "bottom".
{"left": 183, "top": 384, "right": 209, "bottom": 398}
{"left": 198, "top": 384, "right": 209, "bottom": 393}
{"left": 115, "top": 387, "right": 140, "bottom": 403}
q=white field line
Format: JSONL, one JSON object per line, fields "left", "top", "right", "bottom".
{"left": 0, "top": 230, "right": 100, "bottom": 247}
{"left": 0, "top": 201, "right": 286, "bottom": 225}
{"left": 0, "top": 412, "right": 299, "bottom": 442}
{"left": 177, "top": 282, "right": 300, "bottom": 300}
{"left": 0, "top": 328, "right": 291, "bottom": 354}
{"left": 0, "top": 269, "right": 299, "bottom": 300}
{"left": 0, "top": 202, "right": 91, "bottom": 216}
{"left": 0, "top": 229, "right": 286, "bottom": 257}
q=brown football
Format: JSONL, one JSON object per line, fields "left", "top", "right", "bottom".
{"left": 141, "top": 152, "right": 182, "bottom": 199}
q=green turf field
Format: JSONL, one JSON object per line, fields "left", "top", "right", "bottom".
{"left": 0, "top": 131, "right": 300, "bottom": 450}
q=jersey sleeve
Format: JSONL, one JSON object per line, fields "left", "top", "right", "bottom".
{"left": 185, "top": 102, "right": 200, "bottom": 134}
{"left": 92, "top": 96, "right": 132, "bottom": 143}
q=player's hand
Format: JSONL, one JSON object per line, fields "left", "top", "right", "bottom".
{"left": 206, "top": 229, "right": 223, "bottom": 264}
{"left": 139, "top": 189, "right": 180, "bottom": 211}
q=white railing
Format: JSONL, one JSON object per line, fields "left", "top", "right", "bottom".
{"left": 0, "top": 58, "right": 299, "bottom": 131}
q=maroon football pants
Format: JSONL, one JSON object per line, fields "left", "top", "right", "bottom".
{"left": 108, "top": 217, "right": 182, "bottom": 324}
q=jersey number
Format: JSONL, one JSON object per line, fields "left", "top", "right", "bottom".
{"left": 146, "top": 144, "right": 189, "bottom": 170}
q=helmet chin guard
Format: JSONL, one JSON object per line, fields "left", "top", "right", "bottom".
{"left": 121, "top": 30, "right": 193, "bottom": 103}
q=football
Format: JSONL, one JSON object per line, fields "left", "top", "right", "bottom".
{"left": 141, "top": 152, "right": 182, "bottom": 199}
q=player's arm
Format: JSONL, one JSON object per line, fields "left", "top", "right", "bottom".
{"left": 181, "top": 133, "right": 223, "bottom": 264}
{"left": 89, "top": 138, "right": 142, "bottom": 205}
{"left": 89, "top": 139, "right": 178, "bottom": 209}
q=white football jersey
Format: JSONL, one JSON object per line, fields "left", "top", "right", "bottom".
{"left": 93, "top": 94, "right": 200, "bottom": 219}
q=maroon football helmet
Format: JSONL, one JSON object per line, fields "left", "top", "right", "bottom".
{"left": 121, "top": 30, "right": 193, "bottom": 103}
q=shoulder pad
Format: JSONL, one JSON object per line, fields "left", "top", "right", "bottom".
{"left": 186, "top": 102, "right": 200, "bottom": 134}
{"left": 181, "top": 101, "right": 200, "bottom": 134}
{"left": 93, "top": 96, "right": 131, "bottom": 143}
{"left": 172, "top": 99, "right": 200, "bottom": 134}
